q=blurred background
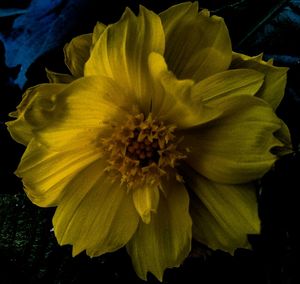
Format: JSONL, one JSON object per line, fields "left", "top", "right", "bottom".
{"left": 1, "top": 0, "right": 299, "bottom": 283}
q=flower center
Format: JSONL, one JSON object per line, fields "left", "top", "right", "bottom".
{"left": 126, "top": 130, "right": 160, "bottom": 167}
{"left": 102, "top": 113, "right": 186, "bottom": 190}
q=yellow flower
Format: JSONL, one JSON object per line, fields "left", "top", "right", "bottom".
{"left": 7, "top": 2, "right": 291, "bottom": 281}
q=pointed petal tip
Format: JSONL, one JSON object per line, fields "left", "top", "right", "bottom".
{"left": 199, "top": 8, "right": 210, "bottom": 17}
{"left": 140, "top": 212, "right": 151, "bottom": 224}
{"left": 123, "top": 6, "right": 135, "bottom": 18}
{"left": 72, "top": 245, "right": 84, "bottom": 257}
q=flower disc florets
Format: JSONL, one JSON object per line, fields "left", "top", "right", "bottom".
{"left": 102, "top": 113, "right": 186, "bottom": 190}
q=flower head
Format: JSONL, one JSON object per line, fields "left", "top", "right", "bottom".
{"left": 7, "top": 2, "right": 291, "bottom": 281}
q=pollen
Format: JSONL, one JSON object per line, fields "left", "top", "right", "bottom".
{"left": 102, "top": 113, "right": 186, "bottom": 190}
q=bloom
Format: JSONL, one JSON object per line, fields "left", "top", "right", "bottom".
{"left": 7, "top": 2, "right": 291, "bottom": 281}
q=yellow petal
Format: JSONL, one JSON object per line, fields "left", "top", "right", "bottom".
{"left": 92, "top": 21, "right": 106, "bottom": 45}
{"left": 46, "top": 68, "right": 75, "bottom": 84}
{"left": 181, "top": 95, "right": 283, "bottom": 184}
{"left": 16, "top": 139, "right": 102, "bottom": 207}
{"left": 85, "top": 6, "right": 165, "bottom": 112}
{"left": 53, "top": 159, "right": 139, "bottom": 256}
{"left": 127, "top": 178, "right": 192, "bottom": 281}
{"left": 192, "top": 69, "right": 264, "bottom": 103}
{"left": 132, "top": 186, "right": 160, "bottom": 224}
{"left": 160, "top": 2, "right": 232, "bottom": 82}
{"left": 185, "top": 170, "right": 259, "bottom": 253}
{"left": 33, "top": 76, "right": 131, "bottom": 132}
{"left": 231, "top": 52, "right": 288, "bottom": 109}
{"left": 6, "top": 83, "right": 67, "bottom": 145}
{"left": 148, "top": 52, "right": 220, "bottom": 129}
{"left": 35, "top": 128, "right": 99, "bottom": 152}
{"left": 62, "top": 22, "right": 106, "bottom": 79}
{"left": 64, "top": 33, "right": 92, "bottom": 77}
{"left": 273, "top": 119, "right": 293, "bottom": 156}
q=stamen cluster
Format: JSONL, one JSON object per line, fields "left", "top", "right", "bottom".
{"left": 102, "top": 113, "right": 186, "bottom": 189}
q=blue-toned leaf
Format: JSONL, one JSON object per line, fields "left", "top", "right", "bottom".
{"left": 0, "top": 0, "right": 94, "bottom": 87}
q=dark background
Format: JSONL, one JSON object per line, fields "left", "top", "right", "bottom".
{"left": 1, "top": 0, "right": 300, "bottom": 283}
